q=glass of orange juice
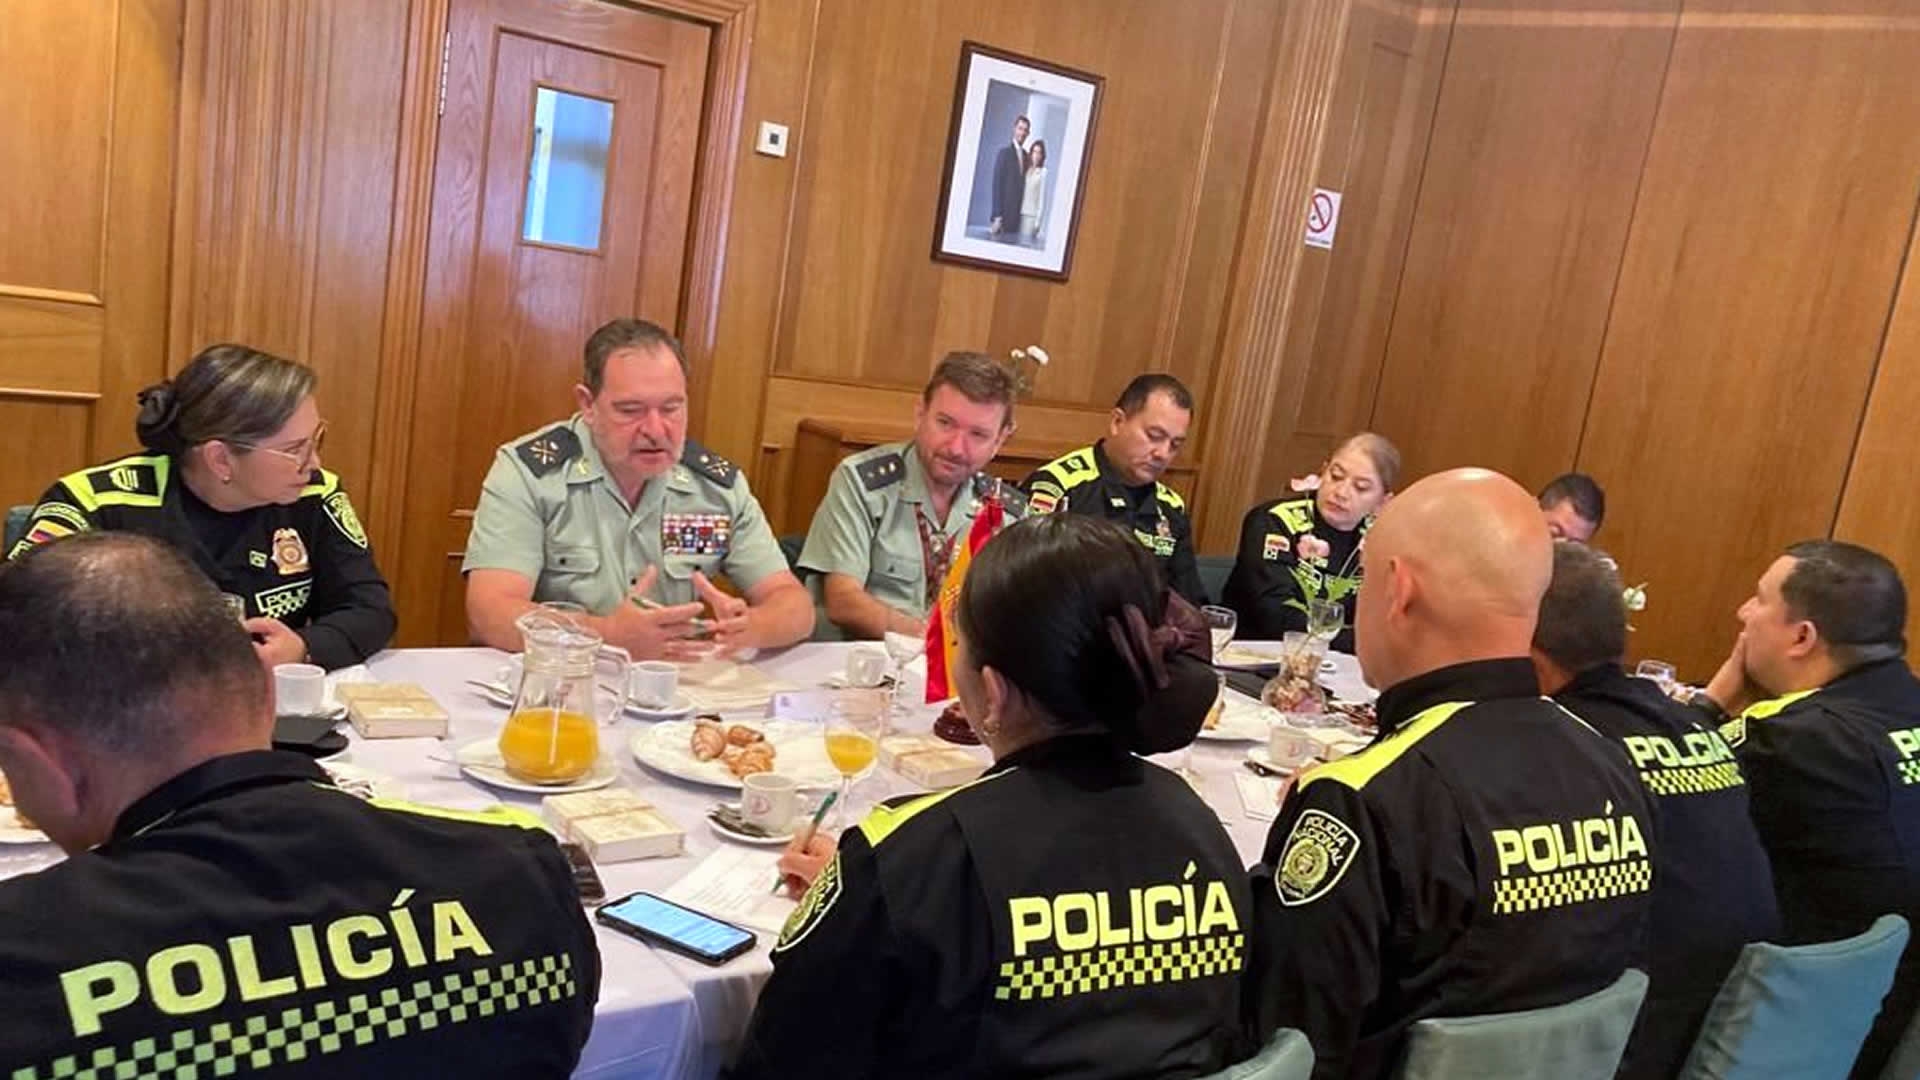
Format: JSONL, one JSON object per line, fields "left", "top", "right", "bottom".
{"left": 499, "top": 603, "right": 631, "bottom": 784}
{"left": 824, "top": 700, "right": 883, "bottom": 825}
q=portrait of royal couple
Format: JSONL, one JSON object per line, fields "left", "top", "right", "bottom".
{"left": 988, "top": 113, "right": 1048, "bottom": 245}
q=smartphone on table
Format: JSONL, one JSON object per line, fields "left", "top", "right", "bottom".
{"left": 596, "top": 891, "right": 756, "bottom": 965}
{"left": 559, "top": 842, "right": 606, "bottom": 903}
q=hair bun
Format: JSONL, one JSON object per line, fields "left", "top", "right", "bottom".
{"left": 1127, "top": 655, "right": 1219, "bottom": 754}
{"left": 134, "top": 382, "right": 184, "bottom": 453}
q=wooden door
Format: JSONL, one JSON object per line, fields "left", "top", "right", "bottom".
{"left": 395, "top": 0, "right": 710, "bottom": 645}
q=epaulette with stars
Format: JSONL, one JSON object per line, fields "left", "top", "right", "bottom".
{"left": 681, "top": 440, "right": 738, "bottom": 488}
{"left": 515, "top": 425, "right": 582, "bottom": 477}
{"left": 855, "top": 453, "right": 907, "bottom": 493}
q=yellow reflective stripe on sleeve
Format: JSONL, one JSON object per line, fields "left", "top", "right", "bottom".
{"left": 857, "top": 770, "right": 1013, "bottom": 848}
{"left": 1739, "top": 688, "right": 1817, "bottom": 722}
{"left": 1037, "top": 447, "right": 1099, "bottom": 492}
{"left": 301, "top": 468, "right": 342, "bottom": 499}
{"left": 1300, "top": 700, "right": 1471, "bottom": 793}
{"left": 362, "top": 794, "right": 545, "bottom": 832}
{"left": 1155, "top": 482, "right": 1186, "bottom": 512}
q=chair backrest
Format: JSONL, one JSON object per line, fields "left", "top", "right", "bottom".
{"left": 1200, "top": 1028, "right": 1315, "bottom": 1080}
{"left": 1879, "top": 999, "right": 1920, "bottom": 1080}
{"left": 1196, "top": 553, "right": 1234, "bottom": 606}
{"left": 3, "top": 505, "right": 32, "bottom": 553}
{"left": 776, "top": 533, "right": 806, "bottom": 571}
{"left": 1393, "top": 968, "right": 1649, "bottom": 1080}
{"left": 1680, "top": 914, "right": 1909, "bottom": 1080}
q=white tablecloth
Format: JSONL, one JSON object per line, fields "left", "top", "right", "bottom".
{"left": 1, "top": 642, "right": 1372, "bottom": 1079}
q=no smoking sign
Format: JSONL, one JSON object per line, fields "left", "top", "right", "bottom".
{"left": 1305, "top": 187, "right": 1342, "bottom": 250}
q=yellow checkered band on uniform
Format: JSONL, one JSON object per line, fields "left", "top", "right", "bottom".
{"left": 9, "top": 953, "right": 577, "bottom": 1080}
{"left": 994, "top": 934, "right": 1244, "bottom": 1002}
{"left": 1639, "top": 762, "right": 1744, "bottom": 796}
{"left": 1493, "top": 860, "right": 1652, "bottom": 915}
{"left": 1900, "top": 761, "right": 1920, "bottom": 787}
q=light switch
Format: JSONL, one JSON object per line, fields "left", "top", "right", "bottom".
{"left": 755, "top": 121, "right": 790, "bottom": 158}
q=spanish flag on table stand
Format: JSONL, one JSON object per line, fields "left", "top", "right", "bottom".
{"left": 924, "top": 490, "right": 1007, "bottom": 703}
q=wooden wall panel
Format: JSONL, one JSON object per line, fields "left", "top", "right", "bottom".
{"left": 0, "top": 399, "right": 94, "bottom": 511}
{"left": 1370, "top": 0, "right": 1676, "bottom": 491}
{"left": 1575, "top": 3, "right": 1920, "bottom": 677}
{"left": 1821, "top": 187, "right": 1920, "bottom": 658}
{"left": 170, "top": 0, "right": 412, "bottom": 505}
{"left": 1255, "top": 0, "right": 1455, "bottom": 500}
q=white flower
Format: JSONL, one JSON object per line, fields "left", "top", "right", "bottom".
{"left": 1288, "top": 474, "right": 1322, "bottom": 493}
{"left": 1622, "top": 583, "right": 1648, "bottom": 612}
{"left": 1026, "top": 345, "right": 1049, "bottom": 366}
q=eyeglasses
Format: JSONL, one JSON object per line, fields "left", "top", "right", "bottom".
{"left": 232, "top": 421, "right": 327, "bottom": 471}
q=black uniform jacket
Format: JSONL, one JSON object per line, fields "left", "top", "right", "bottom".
{"left": 1246, "top": 659, "right": 1656, "bottom": 1080}
{"left": 1712, "top": 657, "right": 1920, "bottom": 1077}
{"left": 1221, "top": 494, "right": 1367, "bottom": 653}
{"left": 0, "top": 751, "right": 601, "bottom": 1078}
{"left": 1555, "top": 663, "right": 1779, "bottom": 1080}
{"left": 1019, "top": 442, "right": 1206, "bottom": 606}
{"left": 729, "top": 734, "right": 1252, "bottom": 1079}
{"left": 9, "top": 453, "right": 395, "bottom": 669}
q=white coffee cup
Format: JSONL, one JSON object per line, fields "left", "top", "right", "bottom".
{"left": 742, "top": 772, "right": 798, "bottom": 833}
{"left": 630, "top": 661, "right": 679, "bottom": 709}
{"left": 846, "top": 646, "right": 888, "bottom": 688}
{"left": 274, "top": 663, "right": 327, "bottom": 717}
{"left": 1269, "top": 723, "right": 1320, "bottom": 770}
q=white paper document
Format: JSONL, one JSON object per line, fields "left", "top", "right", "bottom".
{"left": 1235, "top": 772, "right": 1285, "bottom": 822}
{"left": 661, "top": 845, "right": 797, "bottom": 934}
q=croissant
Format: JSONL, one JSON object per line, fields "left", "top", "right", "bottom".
{"left": 727, "top": 742, "right": 777, "bottom": 777}
{"left": 726, "top": 724, "right": 765, "bottom": 747}
{"left": 690, "top": 721, "right": 727, "bottom": 761}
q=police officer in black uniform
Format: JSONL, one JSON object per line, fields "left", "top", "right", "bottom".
{"left": 730, "top": 515, "right": 1251, "bottom": 1078}
{"left": 1019, "top": 374, "right": 1208, "bottom": 605}
{"left": 1694, "top": 539, "right": 1920, "bottom": 1078}
{"left": 8, "top": 344, "right": 394, "bottom": 670}
{"left": 1534, "top": 541, "right": 1778, "bottom": 1080}
{"left": 0, "top": 534, "right": 598, "bottom": 1078}
{"left": 1245, "top": 469, "right": 1655, "bottom": 1080}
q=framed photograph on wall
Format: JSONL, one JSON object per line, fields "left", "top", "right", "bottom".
{"left": 931, "top": 42, "right": 1104, "bottom": 281}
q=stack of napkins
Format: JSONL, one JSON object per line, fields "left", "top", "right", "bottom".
{"left": 336, "top": 683, "right": 449, "bottom": 739}
{"left": 542, "top": 789, "right": 685, "bottom": 863}
{"left": 878, "top": 734, "right": 986, "bottom": 789}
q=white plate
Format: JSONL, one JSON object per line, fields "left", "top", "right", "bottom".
{"left": 0, "top": 807, "right": 50, "bottom": 845}
{"left": 707, "top": 814, "right": 794, "bottom": 847}
{"left": 630, "top": 720, "right": 843, "bottom": 791}
{"left": 1197, "top": 698, "right": 1277, "bottom": 742}
{"left": 454, "top": 739, "right": 620, "bottom": 794}
{"left": 1320, "top": 658, "right": 1339, "bottom": 674}
{"left": 1215, "top": 644, "right": 1283, "bottom": 669}
{"left": 626, "top": 693, "right": 695, "bottom": 721}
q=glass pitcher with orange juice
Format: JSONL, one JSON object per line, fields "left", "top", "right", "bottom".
{"left": 499, "top": 603, "right": 631, "bottom": 784}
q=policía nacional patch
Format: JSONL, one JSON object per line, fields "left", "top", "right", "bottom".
{"left": 775, "top": 852, "right": 843, "bottom": 952}
{"left": 1263, "top": 533, "right": 1290, "bottom": 560}
{"left": 1276, "top": 808, "right": 1361, "bottom": 907}
{"left": 324, "top": 490, "right": 369, "bottom": 548}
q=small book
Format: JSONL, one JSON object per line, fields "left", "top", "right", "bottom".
{"left": 880, "top": 735, "right": 985, "bottom": 789}
{"left": 337, "top": 683, "right": 449, "bottom": 739}
{"left": 543, "top": 787, "right": 685, "bottom": 863}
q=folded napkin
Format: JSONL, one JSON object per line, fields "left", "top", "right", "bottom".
{"left": 678, "top": 660, "right": 796, "bottom": 714}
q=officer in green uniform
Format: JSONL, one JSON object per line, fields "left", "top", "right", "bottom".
{"left": 1223, "top": 433, "right": 1399, "bottom": 652}
{"left": 464, "top": 319, "right": 813, "bottom": 659}
{"left": 0, "top": 534, "right": 599, "bottom": 1077}
{"left": 1019, "top": 374, "right": 1207, "bottom": 605}
{"left": 7, "top": 344, "right": 393, "bottom": 670}
{"left": 1246, "top": 470, "right": 1655, "bottom": 1080}
{"left": 799, "top": 352, "right": 1024, "bottom": 639}
{"left": 1693, "top": 540, "right": 1920, "bottom": 1078}
{"left": 731, "top": 516, "right": 1249, "bottom": 1078}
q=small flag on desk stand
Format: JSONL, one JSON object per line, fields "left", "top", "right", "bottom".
{"left": 924, "top": 482, "right": 1010, "bottom": 704}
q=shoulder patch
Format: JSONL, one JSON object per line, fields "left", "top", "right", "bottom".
{"left": 682, "top": 440, "right": 738, "bottom": 488}
{"left": 855, "top": 452, "right": 907, "bottom": 493}
{"left": 1720, "top": 716, "right": 1747, "bottom": 749}
{"left": 323, "top": 490, "right": 369, "bottom": 548}
{"left": 1263, "top": 533, "right": 1291, "bottom": 560}
{"left": 515, "top": 425, "right": 582, "bottom": 478}
{"left": 1155, "top": 482, "right": 1186, "bottom": 512}
{"left": 300, "top": 469, "right": 341, "bottom": 499}
{"left": 1275, "top": 808, "right": 1361, "bottom": 906}
{"left": 1038, "top": 446, "right": 1100, "bottom": 492}
{"left": 1270, "top": 498, "right": 1316, "bottom": 535}
{"left": 775, "top": 852, "right": 844, "bottom": 952}
{"left": 70, "top": 455, "right": 169, "bottom": 511}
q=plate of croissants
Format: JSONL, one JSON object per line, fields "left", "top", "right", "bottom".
{"left": 629, "top": 716, "right": 843, "bottom": 790}
{"left": 0, "top": 774, "right": 50, "bottom": 845}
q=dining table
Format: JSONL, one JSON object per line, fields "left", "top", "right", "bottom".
{"left": 0, "top": 640, "right": 1375, "bottom": 1079}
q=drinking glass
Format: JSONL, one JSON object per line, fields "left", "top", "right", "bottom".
{"left": 1201, "top": 606, "right": 1238, "bottom": 661}
{"left": 1635, "top": 660, "right": 1678, "bottom": 697}
{"left": 881, "top": 629, "right": 927, "bottom": 731}
{"left": 824, "top": 701, "right": 883, "bottom": 826}
{"left": 1306, "top": 598, "right": 1343, "bottom": 644}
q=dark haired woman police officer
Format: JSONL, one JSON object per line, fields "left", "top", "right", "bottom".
{"left": 728, "top": 515, "right": 1252, "bottom": 1079}
{"left": 8, "top": 344, "right": 395, "bottom": 670}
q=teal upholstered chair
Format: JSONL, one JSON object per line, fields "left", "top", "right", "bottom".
{"left": 1393, "top": 968, "right": 1648, "bottom": 1080}
{"left": 1196, "top": 553, "right": 1234, "bottom": 606}
{"left": 1679, "top": 914, "right": 1909, "bottom": 1080}
{"left": 3, "top": 505, "right": 31, "bottom": 553}
{"left": 1200, "top": 1028, "right": 1315, "bottom": 1080}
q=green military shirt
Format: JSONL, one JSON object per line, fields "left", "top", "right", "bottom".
{"left": 463, "top": 416, "right": 789, "bottom": 612}
{"left": 795, "top": 442, "right": 997, "bottom": 620}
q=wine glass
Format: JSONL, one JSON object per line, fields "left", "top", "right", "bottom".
{"left": 1635, "top": 660, "right": 1678, "bottom": 697}
{"left": 1306, "top": 598, "right": 1343, "bottom": 645}
{"left": 824, "top": 701, "right": 883, "bottom": 826}
{"left": 881, "top": 629, "right": 927, "bottom": 730}
{"left": 1200, "top": 606, "right": 1238, "bottom": 662}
